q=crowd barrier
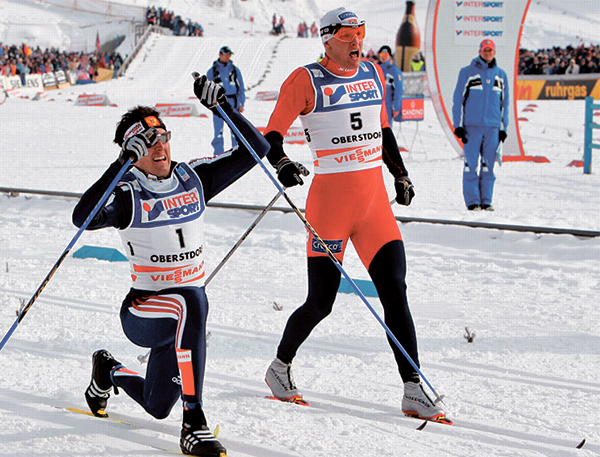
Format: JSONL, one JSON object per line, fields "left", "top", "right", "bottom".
{"left": 0, "top": 67, "right": 116, "bottom": 95}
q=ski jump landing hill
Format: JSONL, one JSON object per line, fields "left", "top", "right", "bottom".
{"left": 120, "top": 32, "right": 325, "bottom": 104}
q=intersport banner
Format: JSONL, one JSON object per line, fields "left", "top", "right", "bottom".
{"left": 425, "top": 0, "right": 537, "bottom": 161}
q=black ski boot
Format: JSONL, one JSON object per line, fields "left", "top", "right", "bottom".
{"left": 84, "top": 349, "right": 122, "bottom": 417}
{"left": 180, "top": 405, "right": 227, "bottom": 456}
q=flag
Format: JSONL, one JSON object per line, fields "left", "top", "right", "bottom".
{"left": 95, "top": 31, "right": 101, "bottom": 52}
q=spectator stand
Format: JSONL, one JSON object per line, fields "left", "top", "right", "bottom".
{"left": 1, "top": 40, "right": 125, "bottom": 97}
{"left": 518, "top": 43, "right": 599, "bottom": 76}
{"left": 145, "top": 6, "right": 204, "bottom": 37}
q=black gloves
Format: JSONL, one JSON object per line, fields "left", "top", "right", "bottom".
{"left": 276, "top": 158, "right": 310, "bottom": 188}
{"left": 193, "top": 73, "right": 226, "bottom": 109}
{"left": 264, "top": 131, "right": 310, "bottom": 188}
{"left": 454, "top": 126, "right": 468, "bottom": 144}
{"left": 394, "top": 176, "right": 415, "bottom": 206}
{"left": 118, "top": 128, "right": 158, "bottom": 164}
{"left": 499, "top": 130, "right": 507, "bottom": 143}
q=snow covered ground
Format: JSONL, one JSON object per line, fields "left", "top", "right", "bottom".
{"left": 1, "top": 1, "right": 599, "bottom": 456}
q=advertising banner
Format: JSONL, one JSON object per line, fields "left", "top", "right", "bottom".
{"left": 401, "top": 97, "right": 425, "bottom": 121}
{"left": 75, "top": 94, "right": 112, "bottom": 106}
{"left": 425, "top": 0, "right": 537, "bottom": 161}
{"left": 254, "top": 91, "right": 279, "bottom": 101}
{"left": 42, "top": 72, "right": 58, "bottom": 89}
{"left": 25, "top": 74, "right": 44, "bottom": 91}
{"left": 516, "top": 76, "right": 600, "bottom": 100}
{"left": 154, "top": 103, "right": 200, "bottom": 117}
{"left": 257, "top": 127, "right": 306, "bottom": 145}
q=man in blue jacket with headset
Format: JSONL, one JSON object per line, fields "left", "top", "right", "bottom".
{"left": 207, "top": 46, "right": 246, "bottom": 155}
{"left": 452, "top": 39, "right": 509, "bottom": 211}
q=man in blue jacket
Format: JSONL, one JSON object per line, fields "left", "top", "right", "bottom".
{"left": 452, "top": 39, "right": 509, "bottom": 211}
{"left": 377, "top": 45, "right": 403, "bottom": 128}
{"left": 207, "top": 46, "right": 246, "bottom": 155}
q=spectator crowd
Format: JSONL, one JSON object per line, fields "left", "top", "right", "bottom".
{"left": 146, "top": 6, "right": 204, "bottom": 37}
{"left": 296, "top": 21, "right": 318, "bottom": 38}
{"left": 518, "top": 43, "right": 599, "bottom": 75}
{"left": 271, "top": 13, "right": 285, "bottom": 36}
{"left": 0, "top": 42, "right": 124, "bottom": 84}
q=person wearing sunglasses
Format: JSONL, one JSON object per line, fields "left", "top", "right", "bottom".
{"left": 262, "top": 7, "right": 450, "bottom": 424}
{"left": 72, "top": 75, "right": 270, "bottom": 457}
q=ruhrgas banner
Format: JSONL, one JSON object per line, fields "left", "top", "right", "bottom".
{"left": 425, "top": 0, "right": 541, "bottom": 161}
{"left": 516, "top": 75, "right": 600, "bottom": 100}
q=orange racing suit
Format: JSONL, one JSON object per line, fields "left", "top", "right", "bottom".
{"left": 266, "top": 56, "right": 405, "bottom": 267}
{"left": 265, "top": 56, "right": 420, "bottom": 382}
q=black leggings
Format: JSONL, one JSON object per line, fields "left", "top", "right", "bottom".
{"left": 276, "top": 240, "right": 420, "bottom": 383}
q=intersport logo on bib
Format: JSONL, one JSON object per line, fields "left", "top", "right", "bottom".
{"left": 321, "top": 79, "right": 382, "bottom": 107}
{"left": 141, "top": 189, "right": 201, "bottom": 223}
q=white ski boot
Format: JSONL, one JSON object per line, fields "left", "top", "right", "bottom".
{"left": 402, "top": 381, "right": 451, "bottom": 423}
{"left": 265, "top": 358, "right": 307, "bottom": 405}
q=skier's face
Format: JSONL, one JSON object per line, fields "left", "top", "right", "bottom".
{"left": 135, "top": 128, "right": 172, "bottom": 178}
{"left": 324, "top": 30, "right": 363, "bottom": 70}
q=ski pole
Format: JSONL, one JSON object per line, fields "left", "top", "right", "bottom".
{"left": 205, "top": 192, "right": 281, "bottom": 285}
{"left": 0, "top": 159, "right": 133, "bottom": 353}
{"left": 205, "top": 93, "right": 444, "bottom": 403}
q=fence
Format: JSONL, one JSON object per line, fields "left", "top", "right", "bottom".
{"left": 117, "top": 25, "right": 170, "bottom": 77}
{"left": 584, "top": 96, "right": 600, "bottom": 174}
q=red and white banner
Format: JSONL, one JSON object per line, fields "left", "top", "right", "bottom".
{"left": 75, "top": 94, "right": 112, "bottom": 106}
{"left": 257, "top": 126, "right": 306, "bottom": 145}
{"left": 155, "top": 103, "right": 200, "bottom": 117}
{"left": 401, "top": 97, "right": 425, "bottom": 121}
{"left": 33, "top": 91, "right": 49, "bottom": 101}
{"left": 254, "top": 91, "right": 279, "bottom": 101}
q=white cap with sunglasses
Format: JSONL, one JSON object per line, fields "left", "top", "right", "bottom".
{"left": 319, "top": 7, "right": 365, "bottom": 43}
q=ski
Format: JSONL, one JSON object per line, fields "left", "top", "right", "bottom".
{"left": 53, "top": 406, "right": 137, "bottom": 427}
{"left": 414, "top": 415, "right": 454, "bottom": 430}
{"left": 52, "top": 405, "right": 224, "bottom": 456}
{"left": 415, "top": 414, "right": 586, "bottom": 450}
{"left": 265, "top": 395, "right": 310, "bottom": 406}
